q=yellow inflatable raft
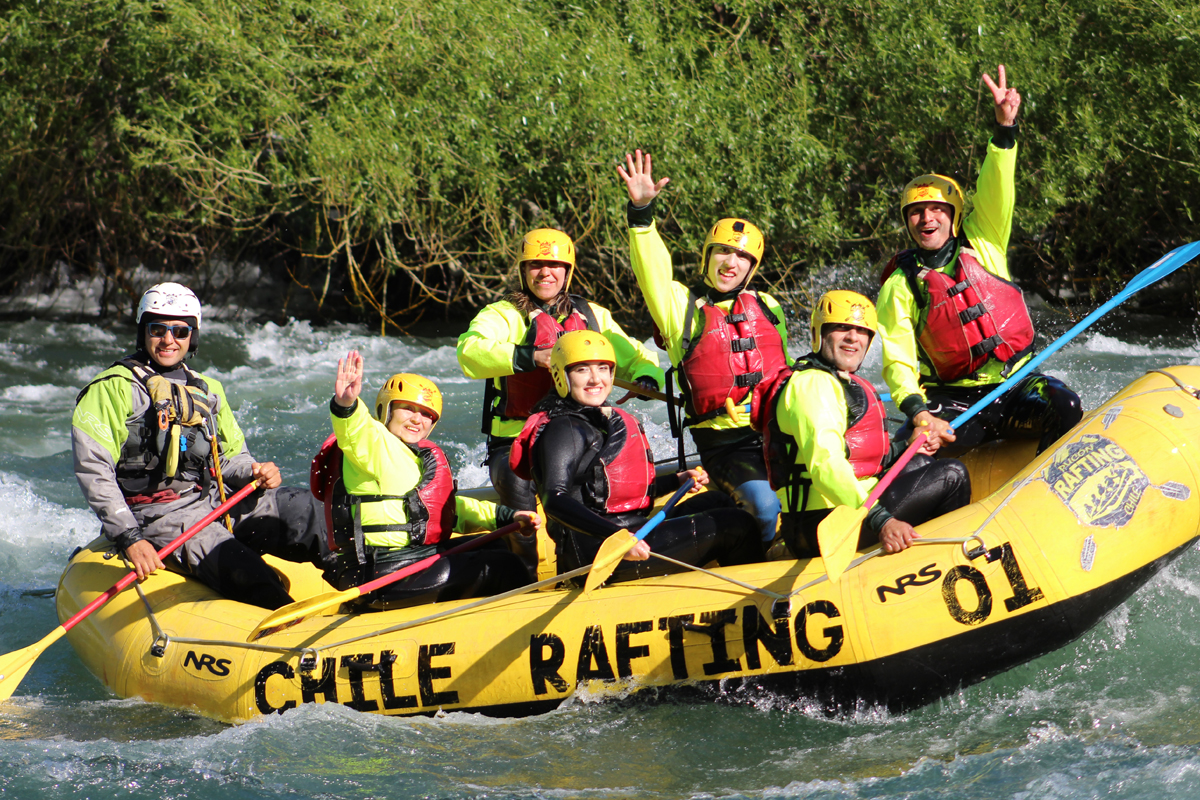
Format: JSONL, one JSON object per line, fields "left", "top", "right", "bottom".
{"left": 56, "top": 367, "right": 1200, "bottom": 723}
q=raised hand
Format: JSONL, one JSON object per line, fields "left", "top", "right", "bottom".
{"left": 617, "top": 149, "right": 670, "bottom": 207}
{"left": 335, "top": 350, "right": 364, "bottom": 408}
{"left": 983, "top": 65, "right": 1021, "bottom": 127}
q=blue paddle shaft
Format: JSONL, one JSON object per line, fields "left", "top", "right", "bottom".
{"left": 633, "top": 477, "right": 696, "bottom": 543}
{"left": 950, "top": 241, "right": 1200, "bottom": 430}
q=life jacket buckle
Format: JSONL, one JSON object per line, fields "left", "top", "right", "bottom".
{"left": 958, "top": 303, "right": 988, "bottom": 324}
{"left": 947, "top": 279, "right": 971, "bottom": 297}
{"left": 969, "top": 335, "right": 1003, "bottom": 359}
{"left": 730, "top": 337, "right": 757, "bottom": 353}
{"left": 734, "top": 371, "right": 763, "bottom": 388}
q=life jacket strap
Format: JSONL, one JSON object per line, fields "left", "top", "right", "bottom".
{"left": 361, "top": 523, "right": 415, "bottom": 534}
{"left": 730, "top": 336, "right": 757, "bottom": 353}
{"left": 734, "top": 371, "right": 763, "bottom": 388}
{"left": 958, "top": 303, "right": 988, "bottom": 324}
{"left": 969, "top": 335, "right": 1004, "bottom": 360}
{"left": 947, "top": 279, "right": 971, "bottom": 298}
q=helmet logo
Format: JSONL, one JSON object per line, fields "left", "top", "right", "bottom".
{"left": 849, "top": 304, "right": 867, "bottom": 323}
{"left": 909, "top": 183, "right": 939, "bottom": 201}
{"left": 532, "top": 237, "right": 569, "bottom": 260}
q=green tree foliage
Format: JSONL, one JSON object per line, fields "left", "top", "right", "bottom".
{"left": 2, "top": 0, "right": 1198, "bottom": 324}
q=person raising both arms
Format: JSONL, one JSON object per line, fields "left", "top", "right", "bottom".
{"left": 618, "top": 151, "right": 788, "bottom": 550}
{"left": 753, "top": 292, "right": 971, "bottom": 557}
{"left": 508, "top": 331, "right": 761, "bottom": 581}
{"left": 72, "top": 283, "right": 329, "bottom": 610}
{"left": 321, "top": 353, "right": 538, "bottom": 609}
{"left": 456, "top": 228, "right": 664, "bottom": 570}
{"left": 877, "top": 65, "right": 1082, "bottom": 455}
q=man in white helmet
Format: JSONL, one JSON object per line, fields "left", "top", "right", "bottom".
{"left": 877, "top": 65, "right": 1081, "bottom": 456}
{"left": 71, "top": 282, "right": 329, "bottom": 609}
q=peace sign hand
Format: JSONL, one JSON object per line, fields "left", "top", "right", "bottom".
{"left": 982, "top": 64, "right": 1021, "bottom": 126}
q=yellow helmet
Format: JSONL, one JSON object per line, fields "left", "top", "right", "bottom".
{"left": 374, "top": 373, "right": 442, "bottom": 425}
{"left": 517, "top": 228, "right": 575, "bottom": 293}
{"left": 702, "top": 218, "right": 765, "bottom": 289}
{"left": 900, "top": 174, "right": 965, "bottom": 237}
{"left": 810, "top": 290, "right": 878, "bottom": 351}
{"left": 549, "top": 331, "right": 615, "bottom": 398}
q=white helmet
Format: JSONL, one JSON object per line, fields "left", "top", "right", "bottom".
{"left": 137, "top": 283, "right": 202, "bottom": 355}
{"left": 137, "top": 282, "right": 202, "bottom": 327}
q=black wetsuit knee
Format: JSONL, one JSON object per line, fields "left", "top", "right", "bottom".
{"left": 211, "top": 539, "right": 293, "bottom": 610}
{"left": 362, "top": 544, "right": 529, "bottom": 611}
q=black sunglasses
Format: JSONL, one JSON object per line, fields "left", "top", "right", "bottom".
{"left": 147, "top": 322, "right": 193, "bottom": 339}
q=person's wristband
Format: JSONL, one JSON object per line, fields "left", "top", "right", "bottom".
{"left": 992, "top": 122, "right": 1018, "bottom": 150}
{"left": 865, "top": 503, "right": 893, "bottom": 537}
{"left": 512, "top": 345, "right": 538, "bottom": 373}
{"left": 331, "top": 396, "right": 357, "bottom": 418}
{"left": 627, "top": 200, "right": 655, "bottom": 228}
{"left": 113, "top": 526, "right": 146, "bottom": 551}
{"left": 899, "top": 394, "right": 929, "bottom": 421}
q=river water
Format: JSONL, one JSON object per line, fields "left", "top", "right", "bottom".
{"left": 3, "top": 308, "right": 1200, "bottom": 799}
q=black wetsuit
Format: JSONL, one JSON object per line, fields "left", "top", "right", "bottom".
{"left": 902, "top": 374, "right": 1083, "bottom": 456}
{"left": 527, "top": 397, "right": 762, "bottom": 581}
{"left": 782, "top": 453, "right": 972, "bottom": 559}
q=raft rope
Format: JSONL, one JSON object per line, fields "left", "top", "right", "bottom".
{"left": 122, "top": 553, "right": 320, "bottom": 662}
{"left": 310, "top": 565, "right": 594, "bottom": 652}
{"left": 120, "top": 551, "right": 591, "bottom": 667}
{"left": 1149, "top": 368, "right": 1200, "bottom": 399}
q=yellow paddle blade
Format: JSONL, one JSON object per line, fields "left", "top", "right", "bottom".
{"left": 817, "top": 505, "right": 868, "bottom": 583}
{"left": 583, "top": 528, "right": 636, "bottom": 594}
{"left": 0, "top": 625, "right": 67, "bottom": 702}
{"left": 248, "top": 589, "right": 355, "bottom": 642}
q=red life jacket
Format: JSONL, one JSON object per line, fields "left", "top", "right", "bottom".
{"left": 882, "top": 247, "right": 1035, "bottom": 383}
{"left": 510, "top": 406, "right": 655, "bottom": 514}
{"left": 678, "top": 290, "right": 788, "bottom": 425}
{"left": 310, "top": 433, "right": 458, "bottom": 556}
{"left": 491, "top": 299, "right": 599, "bottom": 424}
{"left": 750, "top": 355, "right": 890, "bottom": 513}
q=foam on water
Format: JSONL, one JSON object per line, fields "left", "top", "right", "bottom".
{"left": 237, "top": 319, "right": 427, "bottom": 373}
{"left": 1, "top": 383, "right": 70, "bottom": 405}
{"left": 1084, "top": 332, "right": 1200, "bottom": 359}
{"left": 0, "top": 472, "right": 98, "bottom": 583}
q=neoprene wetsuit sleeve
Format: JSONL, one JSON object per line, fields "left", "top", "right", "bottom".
{"left": 627, "top": 200, "right": 655, "bottom": 228}
{"left": 652, "top": 473, "right": 682, "bottom": 498}
{"left": 531, "top": 415, "right": 625, "bottom": 538}
{"left": 992, "top": 122, "right": 1018, "bottom": 150}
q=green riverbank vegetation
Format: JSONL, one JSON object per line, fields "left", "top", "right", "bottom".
{"left": 2, "top": 0, "right": 1198, "bottom": 328}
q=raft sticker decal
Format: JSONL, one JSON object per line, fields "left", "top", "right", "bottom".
{"left": 1080, "top": 535, "right": 1096, "bottom": 571}
{"left": 1102, "top": 406, "right": 1122, "bottom": 430}
{"left": 1039, "top": 433, "right": 1190, "bottom": 528}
